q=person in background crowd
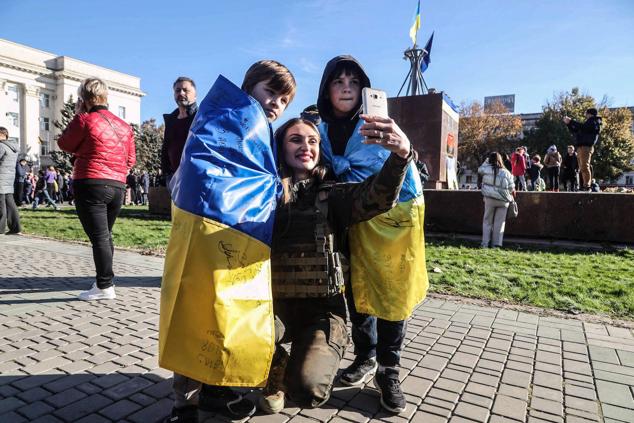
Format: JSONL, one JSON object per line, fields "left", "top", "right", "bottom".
{"left": 56, "top": 170, "right": 65, "bottom": 204}
{"left": 161, "top": 77, "right": 198, "bottom": 189}
{"left": 543, "top": 145, "right": 562, "bottom": 191}
{"left": 0, "top": 127, "right": 22, "bottom": 234}
{"left": 45, "top": 166, "right": 57, "bottom": 200}
{"left": 591, "top": 179, "right": 601, "bottom": 192}
{"left": 140, "top": 170, "right": 150, "bottom": 205}
{"left": 478, "top": 152, "right": 515, "bottom": 248}
{"left": 502, "top": 153, "right": 512, "bottom": 173}
{"left": 14, "top": 158, "right": 28, "bottom": 205}
{"left": 24, "top": 170, "right": 35, "bottom": 204}
{"left": 32, "top": 170, "right": 58, "bottom": 210}
{"left": 564, "top": 108, "right": 602, "bottom": 191}
{"left": 527, "top": 155, "right": 543, "bottom": 191}
{"left": 561, "top": 145, "right": 579, "bottom": 192}
{"left": 510, "top": 146, "right": 527, "bottom": 191}
{"left": 58, "top": 77, "right": 136, "bottom": 301}
{"left": 126, "top": 169, "right": 139, "bottom": 205}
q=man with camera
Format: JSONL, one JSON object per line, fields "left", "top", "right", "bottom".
{"left": 563, "top": 108, "right": 602, "bottom": 191}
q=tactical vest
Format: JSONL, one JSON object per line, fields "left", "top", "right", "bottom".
{"left": 271, "top": 186, "right": 349, "bottom": 299}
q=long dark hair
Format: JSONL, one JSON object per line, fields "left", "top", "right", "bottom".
{"left": 488, "top": 152, "right": 504, "bottom": 184}
{"left": 274, "top": 118, "right": 327, "bottom": 204}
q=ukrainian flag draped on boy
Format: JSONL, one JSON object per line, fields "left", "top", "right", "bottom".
{"left": 319, "top": 122, "right": 428, "bottom": 322}
{"left": 159, "top": 75, "right": 278, "bottom": 387}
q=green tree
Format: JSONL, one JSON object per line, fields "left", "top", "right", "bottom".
{"left": 51, "top": 96, "right": 76, "bottom": 173}
{"left": 524, "top": 88, "right": 634, "bottom": 180}
{"left": 593, "top": 107, "right": 634, "bottom": 180}
{"left": 458, "top": 100, "right": 523, "bottom": 171}
{"left": 132, "top": 119, "right": 164, "bottom": 173}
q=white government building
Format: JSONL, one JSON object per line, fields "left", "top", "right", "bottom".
{"left": 0, "top": 38, "right": 144, "bottom": 166}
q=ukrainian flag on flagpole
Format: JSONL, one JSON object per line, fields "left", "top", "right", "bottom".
{"left": 159, "top": 75, "right": 278, "bottom": 387}
{"left": 409, "top": 0, "right": 421, "bottom": 45}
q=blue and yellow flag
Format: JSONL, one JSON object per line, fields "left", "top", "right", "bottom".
{"left": 409, "top": 0, "right": 421, "bottom": 45}
{"left": 159, "top": 75, "right": 278, "bottom": 387}
{"left": 319, "top": 122, "right": 429, "bottom": 322}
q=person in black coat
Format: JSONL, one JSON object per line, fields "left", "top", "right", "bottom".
{"left": 564, "top": 108, "right": 601, "bottom": 190}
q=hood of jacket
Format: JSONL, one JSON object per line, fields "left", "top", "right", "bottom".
{"left": 0, "top": 138, "right": 18, "bottom": 154}
{"left": 317, "top": 55, "right": 371, "bottom": 124}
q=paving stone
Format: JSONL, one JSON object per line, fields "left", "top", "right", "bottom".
{"left": 564, "top": 383, "right": 597, "bottom": 401}
{"left": 596, "top": 379, "right": 634, "bottom": 408}
{"left": 497, "top": 384, "right": 529, "bottom": 401}
{"left": 411, "top": 411, "right": 448, "bottom": 423}
{"left": 602, "top": 404, "right": 634, "bottom": 422}
{"left": 530, "top": 396, "right": 563, "bottom": 417}
{"left": 401, "top": 376, "right": 433, "bottom": 398}
{"left": 492, "top": 395, "right": 527, "bottom": 422}
{"left": 501, "top": 369, "right": 531, "bottom": 389}
{"left": 17, "top": 401, "right": 56, "bottom": 420}
{"left": 464, "top": 382, "right": 496, "bottom": 399}
{"left": 53, "top": 393, "right": 113, "bottom": 421}
{"left": 44, "top": 387, "right": 87, "bottom": 408}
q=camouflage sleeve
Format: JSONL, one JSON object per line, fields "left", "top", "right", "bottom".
{"left": 328, "top": 151, "right": 413, "bottom": 228}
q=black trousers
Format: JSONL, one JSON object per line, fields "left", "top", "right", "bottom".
{"left": 547, "top": 167, "right": 560, "bottom": 191}
{"left": 0, "top": 193, "right": 21, "bottom": 234}
{"left": 14, "top": 182, "right": 25, "bottom": 204}
{"left": 73, "top": 183, "right": 124, "bottom": 289}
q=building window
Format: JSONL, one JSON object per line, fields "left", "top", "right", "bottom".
{"left": 40, "top": 117, "right": 50, "bottom": 131}
{"left": 40, "top": 93, "right": 50, "bottom": 108}
{"left": 627, "top": 176, "right": 633, "bottom": 185}
{"left": 39, "top": 134, "right": 50, "bottom": 156}
{"left": 7, "top": 84, "right": 19, "bottom": 102}
{"left": 118, "top": 106, "right": 126, "bottom": 119}
{"left": 7, "top": 112, "right": 19, "bottom": 127}
{"left": 466, "top": 175, "right": 474, "bottom": 184}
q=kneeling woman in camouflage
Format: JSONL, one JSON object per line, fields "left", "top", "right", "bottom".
{"left": 260, "top": 116, "right": 413, "bottom": 413}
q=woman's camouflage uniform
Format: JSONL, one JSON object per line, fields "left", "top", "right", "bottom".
{"left": 270, "top": 151, "right": 412, "bottom": 407}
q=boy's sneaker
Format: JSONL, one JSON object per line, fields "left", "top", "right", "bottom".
{"left": 340, "top": 356, "right": 377, "bottom": 386}
{"left": 259, "top": 347, "right": 289, "bottom": 414}
{"left": 78, "top": 283, "right": 116, "bottom": 301}
{"left": 374, "top": 368, "right": 406, "bottom": 414}
{"left": 163, "top": 405, "right": 198, "bottom": 423}
{"left": 199, "top": 387, "right": 256, "bottom": 420}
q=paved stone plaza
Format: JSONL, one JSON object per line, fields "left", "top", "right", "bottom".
{"left": 1, "top": 236, "right": 633, "bottom": 422}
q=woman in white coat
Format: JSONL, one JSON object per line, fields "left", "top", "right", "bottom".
{"left": 478, "top": 152, "right": 516, "bottom": 248}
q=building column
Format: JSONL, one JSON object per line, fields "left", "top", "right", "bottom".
{"left": 22, "top": 84, "right": 41, "bottom": 164}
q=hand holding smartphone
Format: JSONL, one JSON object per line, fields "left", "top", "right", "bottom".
{"left": 362, "top": 88, "right": 389, "bottom": 119}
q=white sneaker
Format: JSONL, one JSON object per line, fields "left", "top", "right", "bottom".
{"left": 78, "top": 283, "right": 116, "bottom": 301}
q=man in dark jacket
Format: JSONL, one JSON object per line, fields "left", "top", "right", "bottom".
{"left": 161, "top": 77, "right": 198, "bottom": 189}
{"left": 14, "top": 158, "right": 28, "bottom": 205}
{"left": 561, "top": 145, "right": 579, "bottom": 191}
{"left": 564, "top": 108, "right": 601, "bottom": 190}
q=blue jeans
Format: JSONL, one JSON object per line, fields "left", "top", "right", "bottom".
{"left": 344, "top": 281, "right": 407, "bottom": 367}
{"left": 32, "top": 190, "right": 57, "bottom": 208}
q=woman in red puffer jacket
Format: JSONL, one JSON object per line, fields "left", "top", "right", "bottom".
{"left": 58, "top": 77, "right": 136, "bottom": 301}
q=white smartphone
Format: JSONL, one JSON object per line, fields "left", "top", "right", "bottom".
{"left": 362, "top": 87, "right": 389, "bottom": 119}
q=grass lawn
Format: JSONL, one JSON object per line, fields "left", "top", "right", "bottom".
{"left": 18, "top": 206, "right": 634, "bottom": 319}
{"left": 19, "top": 205, "right": 172, "bottom": 255}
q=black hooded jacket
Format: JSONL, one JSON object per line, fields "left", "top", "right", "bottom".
{"left": 567, "top": 115, "right": 602, "bottom": 147}
{"left": 317, "top": 55, "right": 371, "bottom": 156}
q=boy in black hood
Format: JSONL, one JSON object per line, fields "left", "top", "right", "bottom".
{"left": 316, "top": 55, "right": 416, "bottom": 414}
{"left": 317, "top": 55, "right": 371, "bottom": 156}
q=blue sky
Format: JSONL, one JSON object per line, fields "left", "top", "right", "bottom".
{"left": 3, "top": 0, "right": 633, "bottom": 123}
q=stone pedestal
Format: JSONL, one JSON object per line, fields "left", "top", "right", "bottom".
{"left": 148, "top": 186, "right": 171, "bottom": 216}
{"left": 388, "top": 93, "right": 459, "bottom": 189}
